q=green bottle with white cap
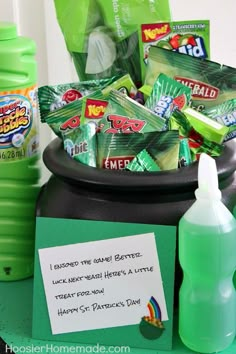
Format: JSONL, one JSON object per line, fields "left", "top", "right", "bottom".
{"left": 179, "top": 153, "right": 236, "bottom": 353}
{"left": 0, "top": 22, "right": 40, "bottom": 280}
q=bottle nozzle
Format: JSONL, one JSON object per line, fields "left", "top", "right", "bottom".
{"left": 196, "top": 153, "right": 221, "bottom": 200}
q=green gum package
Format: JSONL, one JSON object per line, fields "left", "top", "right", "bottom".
{"left": 139, "top": 20, "right": 210, "bottom": 81}
{"left": 203, "top": 98, "right": 236, "bottom": 141}
{"left": 145, "top": 73, "right": 192, "bottom": 120}
{"left": 54, "top": 0, "right": 171, "bottom": 83}
{"left": 63, "top": 123, "right": 97, "bottom": 168}
{"left": 100, "top": 90, "right": 167, "bottom": 134}
{"left": 97, "top": 130, "right": 180, "bottom": 170}
{"left": 145, "top": 46, "right": 236, "bottom": 112}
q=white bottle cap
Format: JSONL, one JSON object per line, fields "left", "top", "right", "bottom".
{"left": 195, "top": 153, "right": 222, "bottom": 200}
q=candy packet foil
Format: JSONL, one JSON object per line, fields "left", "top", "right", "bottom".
{"left": 97, "top": 130, "right": 179, "bottom": 170}
{"left": 139, "top": 20, "right": 210, "bottom": 81}
{"left": 126, "top": 149, "right": 161, "bottom": 172}
{"left": 45, "top": 90, "right": 103, "bottom": 137}
{"left": 203, "top": 98, "right": 236, "bottom": 141}
{"left": 99, "top": 90, "right": 167, "bottom": 134}
{"left": 170, "top": 110, "right": 224, "bottom": 158}
{"left": 80, "top": 98, "right": 108, "bottom": 129}
{"left": 54, "top": 0, "right": 171, "bottom": 83}
{"left": 178, "top": 138, "right": 192, "bottom": 168}
{"left": 63, "top": 123, "right": 97, "bottom": 167}
{"left": 145, "top": 73, "right": 192, "bottom": 120}
{"left": 38, "top": 76, "right": 118, "bottom": 123}
{"left": 145, "top": 46, "right": 236, "bottom": 112}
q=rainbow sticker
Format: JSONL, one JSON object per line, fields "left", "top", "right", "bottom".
{"left": 147, "top": 296, "right": 162, "bottom": 320}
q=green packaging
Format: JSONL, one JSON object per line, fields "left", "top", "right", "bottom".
{"left": 203, "top": 99, "right": 236, "bottom": 141}
{"left": 54, "top": 0, "right": 171, "bottom": 82}
{"left": 145, "top": 73, "right": 192, "bottom": 120}
{"left": 178, "top": 138, "right": 192, "bottom": 167}
{"left": 63, "top": 123, "right": 97, "bottom": 167}
{"left": 139, "top": 20, "right": 210, "bottom": 81}
{"left": 100, "top": 90, "right": 167, "bottom": 133}
{"left": 38, "top": 77, "right": 118, "bottom": 123}
{"left": 169, "top": 110, "right": 224, "bottom": 158}
{"left": 102, "top": 74, "right": 137, "bottom": 99}
{"left": 183, "top": 107, "right": 229, "bottom": 144}
{"left": 126, "top": 149, "right": 161, "bottom": 172}
{"left": 80, "top": 97, "right": 108, "bottom": 128}
{"left": 145, "top": 46, "right": 236, "bottom": 112}
{"left": 97, "top": 130, "right": 179, "bottom": 170}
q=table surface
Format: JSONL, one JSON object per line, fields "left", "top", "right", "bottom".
{"left": 0, "top": 278, "right": 235, "bottom": 354}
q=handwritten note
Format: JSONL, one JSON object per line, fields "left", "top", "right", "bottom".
{"left": 39, "top": 232, "right": 168, "bottom": 335}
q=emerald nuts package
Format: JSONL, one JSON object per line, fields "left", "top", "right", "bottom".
{"left": 54, "top": 0, "right": 171, "bottom": 83}
{"left": 139, "top": 20, "right": 210, "bottom": 81}
{"left": 145, "top": 46, "right": 236, "bottom": 112}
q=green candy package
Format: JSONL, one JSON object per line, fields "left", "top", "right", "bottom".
{"left": 54, "top": 0, "right": 171, "bottom": 83}
{"left": 80, "top": 97, "right": 108, "bottom": 128}
{"left": 99, "top": 90, "right": 167, "bottom": 134}
{"left": 38, "top": 76, "right": 119, "bottom": 123}
{"left": 139, "top": 20, "right": 210, "bottom": 81}
{"left": 97, "top": 130, "right": 179, "bottom": 170}
{"left": 102, "top": 74, "right": 137, "bottom": 99}
{"left": 203, "top": 99, "right": 236, "bottom": 141}
{"left": 178, "top": 138, "right": 192, "bottom": 168}
{"left": 169, "top": 110, "right": 224, "bottom": 159}
{"left": 145, "top": 73, "right": 192, "bottom": 120}
{"left": 126, "top": 149, "right": 161, "bottom": 172}
{"left": 63, "top": 123, "right": 97, "bottom": 168}
{"left": 145, "top": 46, "right": 236, "bottom": 112}
{"left": 45, "top": 90, "right": 103, "bottom": 137}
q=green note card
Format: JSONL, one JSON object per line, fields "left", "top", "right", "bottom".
{"left": 33, "top": 217, "right": 176, "bottom": 351}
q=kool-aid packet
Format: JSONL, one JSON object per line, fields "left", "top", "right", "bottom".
{"left": 139, "top": 20, "right": 210, "bottom": 81}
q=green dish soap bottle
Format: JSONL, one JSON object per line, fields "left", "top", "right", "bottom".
{"left": 0, "top": 22, "right": 40, "bottom": 280}
{"left": 179, "top": 153, "right": 236, "bottom": 353}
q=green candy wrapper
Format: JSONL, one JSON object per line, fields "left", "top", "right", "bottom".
{"left": 126, "top": 149, "right": 161, "bottom": 172}
{"left": 169, "top": 110, "right": 224, "bottom": 158}
{"left": 63, "top": 123, "right": 97, "bottom": 167}
{"left": 139, "top": 20, "right": 210, "bottom": 81}
{"left": 145, "top": 73, "right": 191, "bottom": 120}
{"left": 99, "top": 90, "right": 167, "bottom": 134}
{"left": 178, "top": 138, "right": 192, "bottom": 167}
{"left": 203, "top": 98, "right": 236, "bottom": 142}
{"left": 38, "top": 77, "right": 119, "bottom": 123}
{"left": 97, "top": 130, "right": 179, "bottom": 170}
{"left": 145, "top": 46, "right": 236, "bottom": 112}
{"left": 45, "top": 90, "right": 103, "bottom": 137}
{"left": 80, "top": 97, "right": 108, "bottom": 128}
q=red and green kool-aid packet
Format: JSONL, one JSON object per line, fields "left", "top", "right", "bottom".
{"left": 139, "top": 20, "right": 210, "bottom": 81}
{"left": 145, "top": 46, "right": 236, "bottom": 112}
{"left": 145, "top": 73, "right": 192, "bottom": 120}
{"left": 97, "top": 130, "right": 179, "bottom": 170}
{"left": 99, "top": 89, "right": 167, "bottom": 134}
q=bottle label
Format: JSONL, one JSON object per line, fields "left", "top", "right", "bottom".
{"left": 0, "top": 85, "right": 39, "bottom": 161}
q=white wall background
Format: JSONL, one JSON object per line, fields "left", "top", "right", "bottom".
{"left": 0, "top": 0, "right": 236, "bottom": 182}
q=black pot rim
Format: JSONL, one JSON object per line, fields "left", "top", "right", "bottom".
{"left": 43, "top": 138, "right": 236, "bottom": 191}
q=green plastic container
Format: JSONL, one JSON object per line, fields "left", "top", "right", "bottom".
{"left": 0, "top": 22, "right": 40, "bottom": 281}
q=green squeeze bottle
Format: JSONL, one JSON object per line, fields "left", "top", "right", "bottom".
{"left": 179, "top": 153, "right": 236, "bottom": 353}
{"left": 0, "top": 22, "right": 40, "bottom": 280}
